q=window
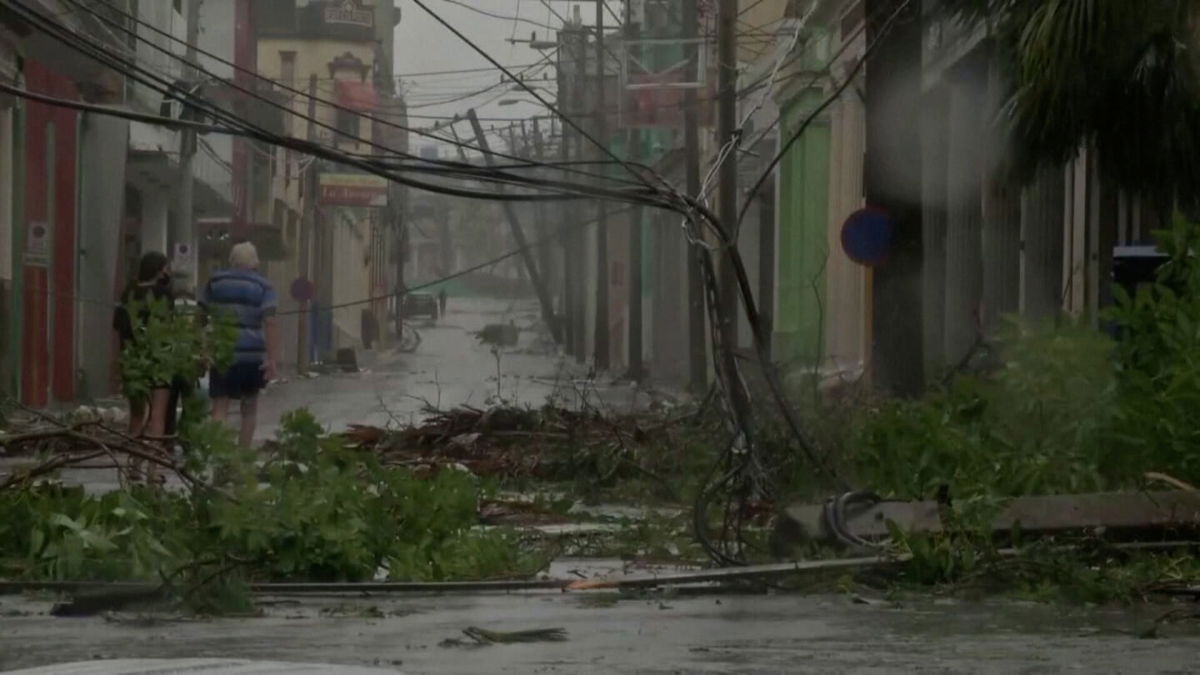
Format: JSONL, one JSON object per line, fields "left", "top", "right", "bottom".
{"left": 279, "top": 51, "right": 297, "bottom": 88}
{"left": 335, "top": 109, "right": 361, "bottom": 141}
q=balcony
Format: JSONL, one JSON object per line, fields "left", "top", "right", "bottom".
{"left": 254, "top": 0, "right": 378, "bottom": 43}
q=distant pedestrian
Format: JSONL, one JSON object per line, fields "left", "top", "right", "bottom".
{"left": 201, "top": 242, "right": 279, "bottom": 448}
{"left": 437, "top": 287, "right": 448, "bottom": 318}
{"left": 112, "top": 251, "right": 174, "bottom": 482}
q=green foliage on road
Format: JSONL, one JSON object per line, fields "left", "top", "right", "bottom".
{"left": 0, "top": 410, "right": 542, "bottom": 611}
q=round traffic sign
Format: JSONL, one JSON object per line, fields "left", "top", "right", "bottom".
{"left": 840, "top": 208, "right": 894, "bottom": 267}
{"left": 290, "top": 277, "right": 315, "bottom": 302}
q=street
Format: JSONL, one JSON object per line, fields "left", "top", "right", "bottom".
{"left": 1, "top": 590, "right": 1199, "bottom": 673}
{"left": 253, "top": 297, "right": 653, "bottom": 441}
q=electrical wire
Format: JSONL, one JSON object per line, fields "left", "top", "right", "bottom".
{"left": 411, "top": 0, "right": 666, "bottom": 194}
{"left": 438, "top": 0, "right": 559, "bottom": 31}
{"left": 0, "top": 6, "right": 661, "bottom": 209}
{"left": 61, "top": 0, "right": 637, "bottom": 189}
{"left": 50, "top": 0, "right": 671, "bottom": 204}
{"left": 737, "top": 0, "right": 914, "bottom": 231}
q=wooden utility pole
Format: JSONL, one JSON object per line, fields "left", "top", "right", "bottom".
{"left": 683, "top": 0, "right": 707, "bottom": 393}
{"left": 626, "top": 4, "right": 643, "bottom": 381}
{"left": 298, "top": 74, "right": 320, "bottom": 374}
{"left": 466, "top": 109, "right": 561, "bottom": 343}
{"left": 592, "top": 2, "right": 610, "bottom": 371}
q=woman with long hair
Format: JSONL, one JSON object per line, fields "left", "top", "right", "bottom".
{"left": 112, "top": 251, "right": 174, "bottom": 482}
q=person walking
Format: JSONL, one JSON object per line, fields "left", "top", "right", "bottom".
{"left": 201, "top": 242, "right": 279, "bottom": 448}
{"left": 112, "top": 251, "right": 174, "bottom": 482}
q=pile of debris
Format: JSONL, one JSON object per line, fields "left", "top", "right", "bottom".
{"left": 343, "top": 405, "right": 664, "bottom": 480}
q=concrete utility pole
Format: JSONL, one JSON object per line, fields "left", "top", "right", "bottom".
{"left": 717, "top": 0, "right": 739, "bottom": 354}
{"left": 626, "top": 2, "right": 643, "bottom": 382}
{"left": 527, "top": 119, "right": 557, "bottom": 334}
{"left": 298, "top": 74, "right": 320, "bottom": 375}
{"left": 466, "top": 109, "right": 561, "bottom": 343}
{"left": 569, "top": 28, "right": 588, "bottom": 361}
{"left": 176, "top": 0, "right": 202, "bottom": 290}
{"left": 592, "top": 2, "right": 610, "bottom": 371}
{"left": 714, "top": 0, "right": 755, "bottom": 430}
{"left": 864, "top": 0, "right": 925, "bottom": 395}
{"left": 683, "top": 0, "right": 707, "bottom": 393}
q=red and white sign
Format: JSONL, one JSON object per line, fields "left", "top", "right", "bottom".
{"left": 318, "top": 172, "right": 389, "bottom": 207}
{"left": 622, "top": 73, "right": 714, "bottom": 129}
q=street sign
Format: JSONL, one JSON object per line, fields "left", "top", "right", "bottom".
{"left": 173, "top": 241, "right": 195, "bottom": 268}
{"left": 24, "top": 221, "right": 48, "bottom": 265}
{"left": 318, "top": 172, "right": 389, "bottom": 207}
{"left": 840, "top": 208, "right": 893, "bottom": 267}
{"left": 290, "top": 277, "right": 315, "bottom": 302}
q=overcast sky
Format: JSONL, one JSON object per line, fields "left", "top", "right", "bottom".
{"left": 395, "top": 0, "right": 614, "bottom": 156}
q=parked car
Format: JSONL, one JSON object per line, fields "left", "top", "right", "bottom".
{"left": 402, "top": 292, "right": 439, "bottom": 320}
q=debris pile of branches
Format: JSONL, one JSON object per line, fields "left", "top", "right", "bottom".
{"left": 343, "top": 405, "right": 686, "bottom": 484}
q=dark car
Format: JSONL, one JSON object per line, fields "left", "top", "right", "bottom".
{"left": 402, "top": 292, "right": 439, "bottom": 320}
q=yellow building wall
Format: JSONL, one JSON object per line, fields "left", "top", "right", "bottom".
{"left": 258, "top": 38, "right": 380, "bottom": 352}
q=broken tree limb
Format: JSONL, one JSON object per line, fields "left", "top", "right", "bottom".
{"left": 776, "top": 490, "right": 1200, "bottom": 548}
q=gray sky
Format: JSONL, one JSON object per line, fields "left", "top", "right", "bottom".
{"left": 395, "top": 0, "right": 613, "bottom": 156}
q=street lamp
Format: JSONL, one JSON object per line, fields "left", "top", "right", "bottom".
{"left": 498, "top": 97, "right": 556, "bottom": 107}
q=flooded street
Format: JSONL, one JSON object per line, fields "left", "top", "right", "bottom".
{"left": 2, "top": 591, "right": 1198, "bottom": 673}
{"left": 253, "top": 297, "right": 655, "bottom": 440}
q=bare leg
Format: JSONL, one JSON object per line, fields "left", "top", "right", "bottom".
{"left": 144, "top": 388, "right": 171, "bottom": 484}
{"left": 127, "top": 398, "right": 148, "bottom": 480}
{"left": 211, "top": 396, "right": 230, "bottom": 423}
{"left": 238, "top": 396, "right": 258, "bottom": 448}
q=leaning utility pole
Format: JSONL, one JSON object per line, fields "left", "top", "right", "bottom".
{"left": 592, "top": 3, "right": 611, "bottom": 371}
{"left": 683, "top": 0, "right": 707, "bottom": 392}
{"left": 466, "top": 109, "right": 561, "bottom": 343}
{"left": 176, "top": 0, "right": 202, "bottom": 289}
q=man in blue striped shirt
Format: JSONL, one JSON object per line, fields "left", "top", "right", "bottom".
{"left": 201, "top": 242, "right": 280, "bottom": 447}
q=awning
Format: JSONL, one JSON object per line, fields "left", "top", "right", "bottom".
{"left": 335, "top": 79, "right": 378, "bottom": 112}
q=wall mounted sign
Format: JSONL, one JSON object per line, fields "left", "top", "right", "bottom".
{"left": 318, "top": 172, "right": 389, "bottom": 207}
{"left": 840, "top": 208, "right": 894, "bottom": 267}
{"left": 324, "top": 0, "right": 374, "bottom": 28}
{"left": 25, "top": 221, "right": 49, "bottom": 265}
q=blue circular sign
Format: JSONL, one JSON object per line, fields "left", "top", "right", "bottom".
{"left": 840, "top": 208, "right": 894, "bottom": 267}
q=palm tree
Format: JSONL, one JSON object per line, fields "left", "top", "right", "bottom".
{"left": 945, "top": 0, "right": 1200, "bottom": 208}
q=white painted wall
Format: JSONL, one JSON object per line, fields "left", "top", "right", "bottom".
{"left": 142, "top": 188, "right": 170, "bottom": 255}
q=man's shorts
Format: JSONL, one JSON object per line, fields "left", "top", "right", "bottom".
{"left": 209, "top": 361, "right": 266, "bottom": 400}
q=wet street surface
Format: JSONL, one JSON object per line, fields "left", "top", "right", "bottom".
{"left": 254, "top": 297, "right": 655, "bottom": 440}
{"left": 2, "top": 591, "right": 1199, "bottom": 673}
{"left": 5, "top": 295, "right": 1200, "bottom": 674}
